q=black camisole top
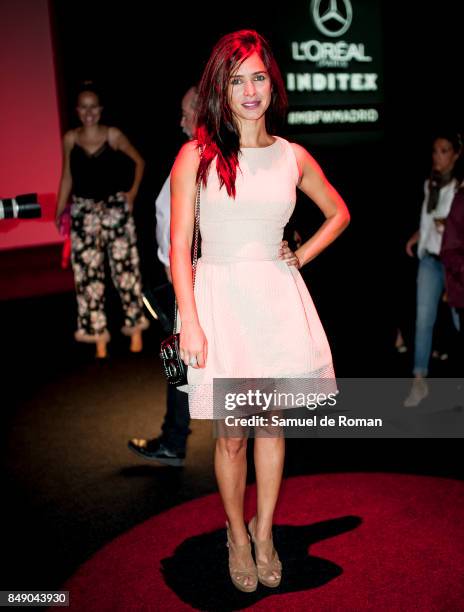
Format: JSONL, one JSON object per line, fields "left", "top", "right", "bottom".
{"left": 70, "top": 140, "right": 130, "bottom": 201}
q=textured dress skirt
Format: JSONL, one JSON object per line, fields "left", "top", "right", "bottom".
{"left": 176, "top": 136, "right": 336, "bottom": 419}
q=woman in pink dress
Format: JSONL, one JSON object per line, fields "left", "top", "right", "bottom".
{"left": 170, "top": 30, "right": 350, "bottom": 592}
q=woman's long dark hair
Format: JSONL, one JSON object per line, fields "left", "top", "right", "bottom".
{"left": 196, "top": 30, "right": 288, "bottom": 197}
{"left": 425, "top": 132, "right": 463, "bottom": 212}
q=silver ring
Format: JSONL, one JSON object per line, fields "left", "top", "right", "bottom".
{"left": 189, "top": 356, "right": 197, "bottom": 366}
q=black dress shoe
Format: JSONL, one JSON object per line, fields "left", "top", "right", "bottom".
{"left": 128, "top": 437, "right": 185, "bottom": 467}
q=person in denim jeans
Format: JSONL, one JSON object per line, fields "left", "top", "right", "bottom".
{"left": 404, "top": 133, "right": 461, "bottom": 406}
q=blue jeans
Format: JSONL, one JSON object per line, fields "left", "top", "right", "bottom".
{"left": 413, "top": 253, "right": 445, "bottom": 376}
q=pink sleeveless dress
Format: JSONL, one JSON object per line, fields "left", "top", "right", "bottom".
{"left": 177, "top": 136, "right": 335, "bottom": 419}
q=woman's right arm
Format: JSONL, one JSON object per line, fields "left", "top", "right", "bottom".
{"left": 406, "top": 182, "right": 428, "bottom": 257}
{"left": 406, "top": 230, "right": 420, "bottom": 257}
{"left": 55, "top": 131, "right": 75, "bottom": 227}
{"left": 170, "top": 141, "right": 208, "bottom": 368}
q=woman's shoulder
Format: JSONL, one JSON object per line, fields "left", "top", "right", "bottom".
{"left": 280, "top": 138, "right": 313, "bottom": 162}
{"left": 176, "top": 139, "right": 202, "bottom": 161}
{"left": 63, "top": 129, "right": 77, "bottom": 150}
{"left": 270, "top": 137, "right": 306, "bottom": 183}
{"left": 287, "top": 140, "right": 305, "bottom": 155}
{"left": 283, "top": 140, "right": 321, "bottom": 176}
{"left": 106, "top": 126, "right": 124, "bottom": 147}
{"left": 171, "top": 140, "right": 201, "bottom": 179}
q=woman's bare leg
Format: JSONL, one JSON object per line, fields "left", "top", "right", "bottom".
{"left": 130, "top": 329, "right": 143, "bottom": 352}
{"left": 215, "top": 435, "right": 255, "bottom": 588}
{"left": 215, "top": 436, "right": 249, "bottom": 543}
{"left": 95, "top": 337, "right": 108, "bottom": 359}
{"left": 253, "top": 435, "right": 285, "bottom": 580}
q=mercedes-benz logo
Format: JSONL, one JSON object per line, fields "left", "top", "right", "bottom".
{"left": 311, "top": 0, "right": 353, "bottom": 38}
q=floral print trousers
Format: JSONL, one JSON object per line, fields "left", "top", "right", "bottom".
{"left": 70, "top": 194, "right": 148, "bottom": 343}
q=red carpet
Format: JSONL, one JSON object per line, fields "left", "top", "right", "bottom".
{"left": 64, "top": 473, "right": 464, "bottom": 611}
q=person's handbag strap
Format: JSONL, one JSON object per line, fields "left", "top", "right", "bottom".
{"left": 172, "top": 174, "right": 201, "bottom": 334}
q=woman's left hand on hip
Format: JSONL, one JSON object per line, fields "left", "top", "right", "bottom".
{"left": 279, "top": 240, "right": 301, "bottom": 268}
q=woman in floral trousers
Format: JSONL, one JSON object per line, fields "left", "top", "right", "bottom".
{"left": 55, "top": 83, "right": 148, "bottom": 358}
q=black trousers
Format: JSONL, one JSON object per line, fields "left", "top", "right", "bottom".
{"left": 159, "top": 384, "right": 191, "bottom": 452}
{"left": 146, "top": 280, "right": 191, "bottom": 451}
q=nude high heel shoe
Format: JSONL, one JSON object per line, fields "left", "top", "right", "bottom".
{"left": 226, "top": 522, "right": 258, "bottom": 593}
{"left": 248, "top": 516, "right": 282, "bottom": 588}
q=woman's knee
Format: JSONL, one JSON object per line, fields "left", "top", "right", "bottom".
{"left": 216, "top": 437, "right": 247, "bottom": 460}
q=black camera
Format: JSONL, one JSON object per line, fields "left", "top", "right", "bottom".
{"left": 0, "top": 193, "right": 41, "bottom": 220}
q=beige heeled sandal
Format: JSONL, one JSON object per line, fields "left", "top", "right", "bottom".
{"left": 226, "top": 522, "right": 258, "bottom": 593}
{"left": 248, "top": 516, "right": 282, "bottom": 588}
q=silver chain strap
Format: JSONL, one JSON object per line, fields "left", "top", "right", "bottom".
{"left": 172, "top": 178, "right": 201, "bottom": 334}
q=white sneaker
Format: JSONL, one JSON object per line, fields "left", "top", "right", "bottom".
{"left": 403, "top": 378, "right": 429, "bottom": 407}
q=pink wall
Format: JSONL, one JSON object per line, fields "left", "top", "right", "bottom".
{"left": 0, "top": 0, "right": 63, "bottom": 250}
